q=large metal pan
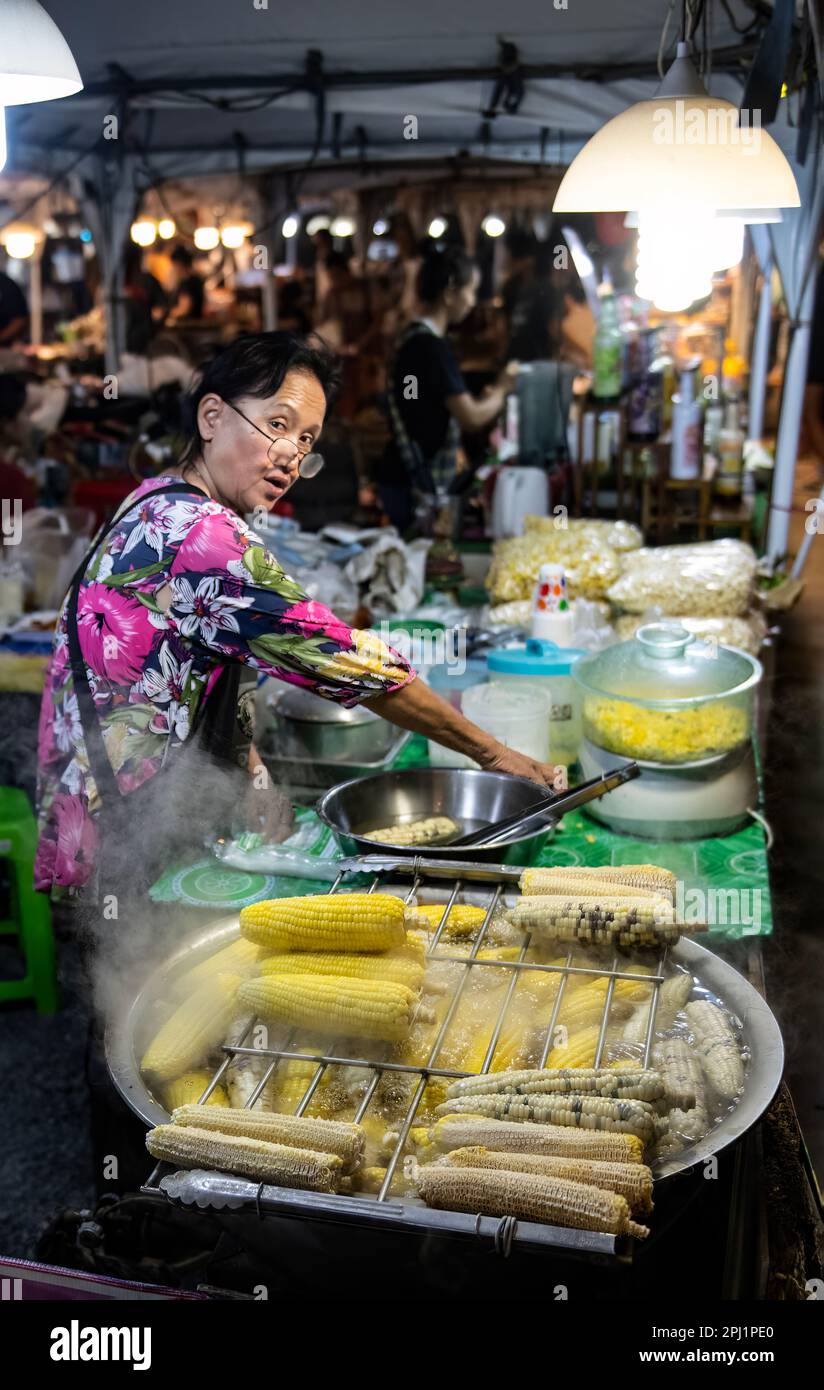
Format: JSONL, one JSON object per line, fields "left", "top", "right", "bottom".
{"left": 107, "top": 911, "right": 783, "bottom": 1183}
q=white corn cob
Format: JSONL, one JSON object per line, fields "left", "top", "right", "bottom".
{"left": 146, "top": 1123, "right": 342, "bottom": 1192}
{"left": 507, "top": 895, "right": 682, "bottom": 948}
{"left": 446, "top": 1067, "right": 666, "bottom": 1104}
{"left": 170, "top": 1104, "right": 365, "bottom": 1173}
{"left": 652, "top": 1038, "right": 708, "bottom": 1150}
{"left": 433, "top": 1093, "right": 659, "bottom": 1145}
{"left": 519, "top": 864, "right": 676, "bottom": 900}
{"left": 429, "top": 1115, "right": 645, "bottom": 1164}
{"left": 409, "top": 1160, "right": 649, "bottom": 1238}
{"left": 366, "top": 816, "right": 460, "bottom": 846}
{"left": 684, "top": 1000, "right": 744, "bottom": 1101}
{"left": 622, "top": 972, "right": 693, "bottom": 1044}
{"left": 438, "top": 1147, "right": 655, "bottom": 1214}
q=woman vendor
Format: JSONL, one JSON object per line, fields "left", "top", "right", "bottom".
{"left": 36, "top": 332, "right": 561, "bottom": 902}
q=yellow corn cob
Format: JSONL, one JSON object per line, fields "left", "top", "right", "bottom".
{"left": 146, "top": 1123, "right": 342, "bottom": 1192}
{"left": 408, "top": 903, "right": 489, "bottom": 937}
{"left": 240, "top": 893, "right": 407, "bottom": 953}
{"left": 509, "top": 895, "right": 677, "bottom": 948}
{"left": 239, "top": 973, "right": 426, "bottom": 1043}
{"left": 161, "top": 1071, "right": 230, "bottom": 1111}
{"left": 141, "top": 973, "right": 242, "bottom": 1084}
{"left": 399, "top": 931, "right": 428, "bottom": 963}
{"left": 439, "top": 1147, "right": 654, "bottom": 1214}
{"left": 350, "top": 1165, "right": 408, "bottom": 1196}
{"left": 433, "top": 1093, "right": 659, "bottom": 1144}
{"left": 429, "top": 1115, "right": 644, "bottom": 1163}
{"left": 546, "top": 1025, "right": 603, "bottom": 1069}
{"left": 519, "top": 865, "right": 676, "bottom": 899}
{"left": 366, "top": 816, "right": 460, "bottom": 846}
{"left": 684, "top": 1000, "right": 744, "bottom": 1101}
{"left": 175, "top": 937, "right": 264, "bottom": 994}
{"left": 447, "top": 1067, "right": 666, "bottom": 1104}
{"left": 411, "top": 1161, "right": 649, "bottom": 1238}
{"left": 556, "top": 980, "right": 628, "bottom": 1032}
{"left": 259, "top": 950, "right": 424, "bottom": 992}
{"left": 622, "top": 972, "right": 694, "bottom": 1044}
{"left": 170, "top": 1103, "right": 365, "bottom": 1172}
{"left": 268, "top": 1053, "right": 325, "bottom": 1116}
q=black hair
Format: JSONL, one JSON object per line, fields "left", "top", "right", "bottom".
{"left": 180, "top": 332, "right": 340, "bottom": 465}
{"left": 171, "top": 244, "right": 194, "bottom": 267}
{"left": 416, "top": 245, "right": 476, "bottom": 306}
{"left": 325, "top": 250, "right": 352, "bottom": 273}
{"left": 0, "top": 374, "right": 26, "bottom": 424}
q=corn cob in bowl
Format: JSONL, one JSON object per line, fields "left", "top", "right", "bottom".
{"left": 169, "top": 1104, "right": 365, "bottom": 1172}
{"left": 141, "top": 973, "right": 243, "bottom": 1084}
{"left": 429, "top": 1115, "right": 645, "bottom": 1164}
{"left": 446, "top": 1066, "right": 668, "bottom": 1104}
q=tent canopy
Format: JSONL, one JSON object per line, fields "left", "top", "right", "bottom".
{"left": 9, "top": 0, "right": 765, "bottom": 175}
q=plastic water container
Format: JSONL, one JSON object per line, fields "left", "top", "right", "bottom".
{"left": 461, "top": 680, "right": 552, "bottom": 764}
{"left": 424, "top": 658, "right": 488, "bottom": 768}
{"left": 486, "top": 640, "right": 587, "bottom": 767}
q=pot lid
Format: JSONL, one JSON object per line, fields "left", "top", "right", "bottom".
{"left": 572, "top": 622, "right": 761, "bottom": 704}
{"left": 275, "top": 686, "right": 378, "bottom": 725}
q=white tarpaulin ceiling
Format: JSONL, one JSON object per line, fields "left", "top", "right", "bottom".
{"left": 6, "top": 0, "right": 775, "bottom": 175}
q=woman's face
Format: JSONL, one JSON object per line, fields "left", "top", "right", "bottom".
{"left": 444, "top": 268, "right": 479, "bottom": 326}
{"left": 195, "top": 368, "right": 327, "bottom": 514}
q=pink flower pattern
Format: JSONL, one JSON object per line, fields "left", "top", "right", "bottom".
{"left": 35, "top": 475, "right": 415, "bottom": 895}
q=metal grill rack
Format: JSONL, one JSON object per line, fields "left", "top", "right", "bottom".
{"left": 142, "top": 855, "right": 673, "bottom": 1255}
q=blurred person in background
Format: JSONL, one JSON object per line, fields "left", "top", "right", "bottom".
{"left": 167, "top": 244, "right": 205, "bottom": 321}
{"left": 0, "top": 267, "right": 29, "bottom": 346}
{"left": 311, "top": 225, "right": 335, "bottom": 308}
{"left": 123, "top": 244, "right": 168, "bottom": 354}
{"left": 0, "top": 374, "right": 36, "bottom": 510}
{"left": 378, "top": 244, "right": 518, "bottom": 533}
{"left": 500, "top": 229, "right": 558, "bottom": 362}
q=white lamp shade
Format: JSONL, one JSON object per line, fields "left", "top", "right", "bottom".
{"left": 553, "top": 96, "right": 800, "bottom": 213}
{"left": 194, "top": 226, "right": 220, "bottom": 251}
{"left": 0, "top": 0, "right": 82, "bottom": 105}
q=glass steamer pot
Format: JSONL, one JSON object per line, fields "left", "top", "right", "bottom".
{"left": 571, "top": 623, "right": 762, "bottom": 838}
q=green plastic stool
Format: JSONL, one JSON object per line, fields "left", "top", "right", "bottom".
{"left": 0, "top": 788, "right": 58, "bottom": 1014}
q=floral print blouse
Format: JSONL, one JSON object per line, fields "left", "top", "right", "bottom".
{"left": 35, "top": 477, "right": 416, "bottom": 894}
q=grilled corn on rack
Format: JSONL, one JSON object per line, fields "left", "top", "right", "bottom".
{"left": 438, "top": 1148, "right": 654, "bottom": 1214}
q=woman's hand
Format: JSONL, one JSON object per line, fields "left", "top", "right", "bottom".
{"left": 478, "top": 742, "right": 568, "bottom": 792}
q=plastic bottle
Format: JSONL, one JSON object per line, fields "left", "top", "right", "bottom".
{"left": 716, "top": 396, "right": 745, "bottom": 499}
{"left": 592, "top": 278, "right": 623, "bottom": 400}
{"left": 670, "top": 365, "right": 704, "bottom": 480}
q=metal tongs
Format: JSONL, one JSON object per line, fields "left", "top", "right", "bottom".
{"left": 447, "top": 763, "right": 641, "bottom": 849}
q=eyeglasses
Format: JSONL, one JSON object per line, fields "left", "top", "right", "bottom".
{"left": 224, "top": 399, "right": 325, "bottom": 479}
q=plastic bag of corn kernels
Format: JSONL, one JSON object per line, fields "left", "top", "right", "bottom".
{"left": 614, "top": 610, "right": 767, "bottom": 657}
{"left": 606, "top": 540, "right": 756, "bottom": 618}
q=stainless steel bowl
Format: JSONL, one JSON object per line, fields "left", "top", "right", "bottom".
{"left": 315, "top": 767, "right": 555, "bottom": 865}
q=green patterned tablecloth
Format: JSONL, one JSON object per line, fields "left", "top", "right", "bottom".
{"left": 150, "top": 734, "right": 772, "bottom": 937}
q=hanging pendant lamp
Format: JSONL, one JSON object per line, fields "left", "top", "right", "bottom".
{"left": 553, "top": 42, "right": 799, "bottom": 213}
{"left": 0, "top": 0, "right": 82, "bottom": 173}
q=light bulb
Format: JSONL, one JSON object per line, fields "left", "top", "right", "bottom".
{"left": 130, "top": 220, "right": 157, "bottom": 248}
{"left": 306, "top": 214, "right": 331, "bottom": 236}
{"left": 372, "top": 217, "right": 389, "bottom": 236}
{"left": 157, "top": 218, "right": 176, "bottom": 239}
{"left": 329, "top": 215, "right": 355, "bottom": 237}
{"left": 194, "top": 226, "right": 220, "bottom": 251}
{"left": 220, "top": 224, "right": 248, "bottom": 249}
{"left": 281, "top": 215, "right": 299, "bottom": 239}
{"left": 4, "top": 231, "right": 36, "bottom": 259}
{"left": 482, "top": 214, "right": 506, "bottom": 238}
{"left": 428, "top": 216, "right": 447, "bottom": 239}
